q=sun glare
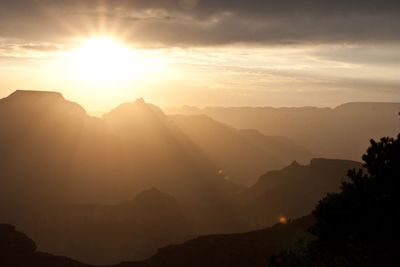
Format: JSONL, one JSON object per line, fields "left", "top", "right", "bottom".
{"left": 65, "top": 36, "right": 168, "bottom": 84}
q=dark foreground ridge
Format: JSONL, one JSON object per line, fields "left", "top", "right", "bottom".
{"left": 0, "top": 224, "right": 92, "bottom": 267}
{"left": 0, "top": 216, "right": 313, "bottom": 267}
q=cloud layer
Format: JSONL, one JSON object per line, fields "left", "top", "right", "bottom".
{"left": 1, "top": 0, "right": 400, "bottom": 46}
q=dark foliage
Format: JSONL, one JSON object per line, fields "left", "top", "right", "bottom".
{"left": 272, "top": 134, "right": 400, "bottom": 266}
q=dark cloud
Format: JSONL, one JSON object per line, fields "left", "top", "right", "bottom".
{"left": 315, "top": 45, "right": 400, "bottom": 66}
{"left": 0, "top": 0, "right": 399, "bottom": 46}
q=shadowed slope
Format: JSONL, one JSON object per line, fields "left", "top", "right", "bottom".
{"left": 244, "top": 159, "right": 361, "bottom": 227}
{"left": 0, "top": 90, "right": 110, "bottom": 211}
{"left": 103, "top": 99, "right": 237, "bottom": 204}
{"left": 120, "top": 216, "right": 314, "bottom": 267}
{"left": 26, "top": 188, "right": 195, "bottom": 265}
{"left": 169, "top": 115, "right": 312, "bottom": 185}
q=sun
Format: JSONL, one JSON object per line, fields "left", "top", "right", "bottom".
{"left": 67, "top": 37, "right": 134, "bottom": 83}
{"left": 65, "top": 36, "right": 168, "bottom": 84}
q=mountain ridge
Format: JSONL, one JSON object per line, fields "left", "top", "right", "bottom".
{"left": 1, "top": 216, "right": 314, "bottom": 267}
{"left": 164, "top": 102, "right": 400, "bottom": 160}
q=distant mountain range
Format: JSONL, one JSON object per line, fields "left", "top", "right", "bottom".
{"left": 0, "top": 90, "right": 365, "bottom": 264}
{"left": 165, "top": 102, "right": 400, "bottom": 160}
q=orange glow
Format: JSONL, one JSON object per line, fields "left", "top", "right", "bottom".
{"left": 279, "top": 216, "right": 288, "bottom": 224}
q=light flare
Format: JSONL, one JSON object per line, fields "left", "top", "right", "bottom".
{"left": 279, "top": 216, "right": 288, "bottom": 224}
{"left": 63, "top": 36, "right": 169, "bottom": 83}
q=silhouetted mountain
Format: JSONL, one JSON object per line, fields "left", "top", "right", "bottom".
{"left": 243, "top": 158, "right": 361, "bottom": 227}
{"left": 120, "top": 216, "right": 314, "bottom": 267}
{"left": 1, "top": 216, "right": 314, "bottom": 267}
{"left": 165, "top": 102, "right": 400, "bottom": 160}
{"left": 0, "top": 90, "right": 105, "bottom": 218}
{"left": 169, "top": 115, "right": 313, "bottom": 185}
{"left": 0, "top": 224, "right": 92, "bottom": 267}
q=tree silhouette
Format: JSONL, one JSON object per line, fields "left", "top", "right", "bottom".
{"left": 272, "top": 134, "right": 400, "bottom": 266}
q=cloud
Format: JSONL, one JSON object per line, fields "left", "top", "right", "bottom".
{"left": 0, "top": 39, "right": 62, "bottom": 59}
{"left": 0, "top": 0, "right": 399, "bottom": 46}
{"left": 314, "top": 45, "right": 400, "bottom": 66}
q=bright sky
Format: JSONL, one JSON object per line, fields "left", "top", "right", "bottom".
{"left": 0, "top": 0, "right": 399, "bottom": 112}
